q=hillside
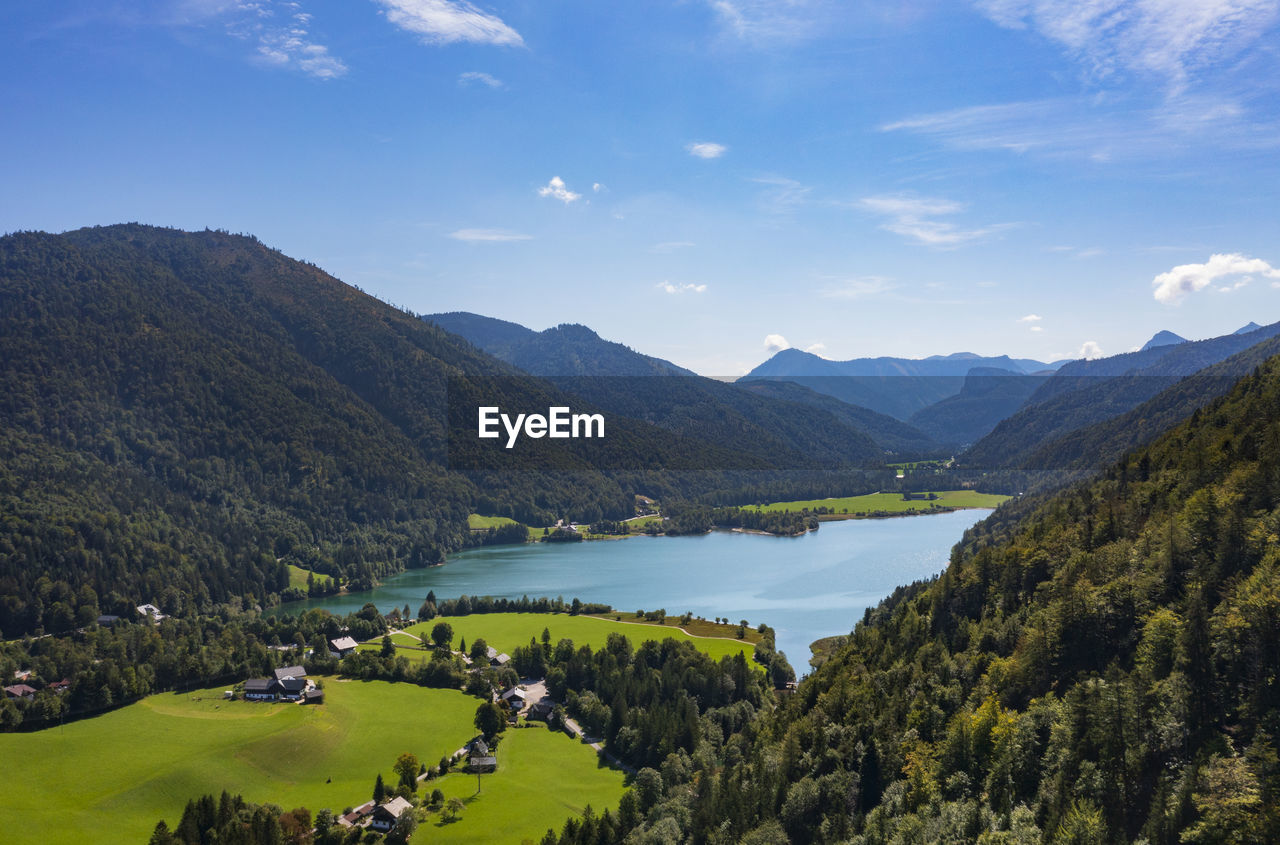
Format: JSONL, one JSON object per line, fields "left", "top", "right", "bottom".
{"left": 0, "top": 226, "right": 759, "bottom": 637}
{"left": 906, "top": 367, "right": 1050, "bottom": 448}
{"left": 597, "top": 347, "right": 1280, "bottom": 845}
{"left": 965, "top": 321, "right": 1280, "bottom": 469}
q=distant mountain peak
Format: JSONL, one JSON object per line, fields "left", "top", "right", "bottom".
{"left": 1141, "top": 330, "right": 1187, "bottom": 352}
{"left": 1235, "top": 321, "right": 1263, "bottom": 335}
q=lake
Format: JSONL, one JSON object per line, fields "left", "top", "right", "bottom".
{"left": 276, "top": 509, "right": 989, "bottom": 668}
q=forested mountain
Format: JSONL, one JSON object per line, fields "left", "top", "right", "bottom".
{"left": 906, "top": 368, "right": 1050, "bottom": 448}
{"left": 0, "top": 225, "right": 775, "bottom": 638}
{"left": 424, "top": 312, "right": 694, "bottom": 376}
{"left": 965, "top": 322, "right": 1280, "bottom": 469}
{"left": 740, "top": 349, "right": 1063, "bottom": 421}
{"left": 426, "top": 312, "right": 938, "bottom": 462}
{"left": 589, "top": 346, "right": 1280, "bottom": 845}
{"left": 1141, "top": 330, "right": 1187, "bottom": 351}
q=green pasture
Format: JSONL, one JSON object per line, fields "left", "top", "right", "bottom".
{"left": 748, "top": 490, "right": 1008, "bottom": 516}
{"left": 402, "top": 613, "right": 756, "bottom": 663}
{"left": 0, "top": 680, "right": 477, "bottom": 844}
{"left": 416, "top": 724, "right": 627, "bottom": 844}
{"left": 286, "top": 563, "right": 332, "bottom": 590}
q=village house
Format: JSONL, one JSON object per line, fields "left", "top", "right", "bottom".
{"left": 485, "top": 646, "right": 512, "bottom": 667}
{"left": 329, "top": 636, "right": 359, "bottom": 658}
{"left": 368, "top": 796, "right": 413, "bottom": 833}
{"left": 273, "top": 665, "right": 306, "bottom": 681}
{"left": 500, "top": 686, "right": 527, "bottom": 711}
{"left": 242, "top": 669, "right": 314, "bottom": 702}
{"left": 4, "top": 683, "right": 37, "bottom": 700}
{"left": 336, "top": 801, "right": 375, "bottom": 828}
{"left": 136, "top": 603, "right": 166, "bottom": 622}
{"left": 467, "top": 738, "right": 497, "bottom": 773}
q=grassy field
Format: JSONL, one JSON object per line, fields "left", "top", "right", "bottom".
{"left": 0, "top": 680, "right": 480, "bottom": 844}
{"left": 749, "top": 490, "right": 1009, "bottom": 516}
{"left": 402, "top": 613, "right": 757, "bottom": 663}
{"left": 415, "top": 724, "right": 627, "bottom": 844}
{"left": 467, "top": 513, "right": 526, "bottom": 531}
{"left": 286, "top": 563, "right": 333, "bottom": 591}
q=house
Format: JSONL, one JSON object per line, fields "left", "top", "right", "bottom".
{"left": 13, "top": 669, "right": 32, "bottom": 681}
{"left": 273, "top": 665, "right": 307, "bottom": 681}
{"left": 526, "top": 699, "right": 554, "bottom": 722}
{"left": 136, "top": 603, "right": 166, "bottom": 622}
{"left": 277, "top": 676, "right": 307, "bottom": 701}
{"left": 492, "top": 652, "right": 511, "bottom": 667}
{"left": 330, "top": 636, "right": 359, "bottom": 658}
{"left": 467, "top": 738, "right": 497, "bottom": 773}
{"left": 48, "top": 679, "right": 71, "bottom": 694}
{"left": 500, "top": 687, "right": 527, "bottom": 711}
{"left": 243, "top": 679, "right": 276, "bottom": 701}
{"left": 368, "top": 796, "right": 413, "bottom": 833}
{"left": 303, "top": 688, "right": 325, "bottom": 704}
{"left": 96, "top": 614, "right": 120, "bottom": 626}
{"left": 337, "top": 801, "right": 375, "bottom": 828}
{"left": 4, "top": 684, "right": 37, "bottom": 700}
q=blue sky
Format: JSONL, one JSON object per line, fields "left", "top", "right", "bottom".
{"left": 4, "top": 1, "right": 1280, "bottom": 374}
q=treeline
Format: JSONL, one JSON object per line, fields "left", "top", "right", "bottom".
{"left": 663, "top": 503, "right": 817, "bottom": 536}
{"left": 414, "top": 592, "right": 611, "bottom": 621}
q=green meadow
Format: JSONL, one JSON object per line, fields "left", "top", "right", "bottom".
{"left": 749, "top": 489, "right": 1009, "bottom": 515}
{"left": 286, "top": 563, "right": 333, "bottom": 590}
{"left": 467, "top": 513, "right": 528, "bottom": 532}
{"left": 402, "top": 612, "right": 756, "bottom": 662}
{"left": 0, "top": 681, "right": 478, "bottom": 844}
{"left": 417, "top": 724, "right": 627, "bottom": 844}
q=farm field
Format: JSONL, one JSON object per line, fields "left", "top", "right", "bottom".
{"left": 467, "top": 513, "right": 528, "bottom": 532}
{"left": 0, "top": 680, "right": 479, "bottom": 844}
{"left": 286, "top": 563, "right": 332, "bottom": 590}
{"left": 748, "top": 490, "right": 1009, "bottom": 516}
{"left": 401, "top": 612, "right": 757, "bottom": 662}
{"left": 416, "top": 724, "right": 627, "bottom": 844}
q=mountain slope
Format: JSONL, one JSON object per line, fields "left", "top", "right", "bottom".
{"left": 906, "top": 367, "right": 1050, "bottom": 448}
{"left": 621, "top": 347, "right": 1280, "bottom": 845}
{"left": 965, "top": 321, "right": 1280, "bottom": 468}
{"left": 1141, "top": 329, "right": 1187, "bottom": 351}
{"left": 0, "top": 226, "right": 761, "bottom": 636}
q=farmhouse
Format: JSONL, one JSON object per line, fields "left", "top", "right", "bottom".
{"left": 501, "top": 686, "right": 527, "bottom": 711}
{"left": 330, "top": 636, "right": 359, "bottom": 658}
{"left": 337, "top": 801, "right": 375, "bottom": 828}
{"left": 242, "top": 675, "right": 315, "bottom": 702}
{"left": 273, "top": 665, "right": 306, "bottom": 681}
{"left": 467, "top": 738, "right": 497, "bottom": 773}
{"left": 243, "top": 679, "right": 276, "bottom": 701}
{"left": 4, "top": 683, "right": 36, "bottom": 700}
{"left": 368, "top": 796, "right": 413, "bottom": 833}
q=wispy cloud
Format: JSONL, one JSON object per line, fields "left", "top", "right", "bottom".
{"left": 458, "top": 70, "right": 503, "bottom": 88}
{"left": 805, "top": 342, "right": 826, "bottom": 354}
{"left": 706, "top": 0, "right": 834, "bottom": 45}
{"left": 1018, "top": 313, "right": 1042, "bottom": 322}
{"left": 972, "top": 0, "right": 1280, "bottom": 92}
{"left": 753, "top": 176, "right": 811, "bottom": 214}
{"left": 657, "top": 281, "right": 708, "bottom": 294}
{"left": 687, "top": 141, "right": 727, "bottom": 159}
{"left": 537, "top": 176, "right": 581, "bottom": 204}
{"left": 448, "top": 228, "right": 532, "bottom": 242}
{"left": 819, "top": 276, "right": 896, "bottom": 299}
{"left": 226, "top": 1, "right": 347, "bottom": 79}
{"left": 764, "top": 333, "right": 791, "bottom": 353}
{"left": 858, "top": 194, "right": 1014, "bottom": 247}
{"left": 1152, "top": 252, "right": 1280, "bottom": 304}
{"left": 1030, "top": 326, "right": 1044, "bottom": 332}
{"left": 373, "top": 0, "right": 523, "bottom": 47}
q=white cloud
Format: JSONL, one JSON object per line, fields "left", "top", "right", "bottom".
{"left": 858, "top": 194, "right": 1014, "bottom": 247}
{"left": 226, "top": 1, "right": 348, "bottom": 79}
{"left": 972, "top": 0, "right": 1280, "bottom": 91}
{"left": 651, "top": 241, "right": 696, "bottom": 253}
{"left": 1078, "top": 340, "right": 1105, "bottom": 359}
{"left": 1152, "top": 253, "right": 1280, "bottom": 304}
{"left": 1030, "top": 326, "right": 1044, "bottom": 332}
{"left": 537, "top": 176, "right": 581, "bottom": 204}
{"left": 1018, "top": 313, "right": 1042, "bottom": 322}
{"left": 374, "top": 0, "right": 523, "bottom": 47}
{"left": 458, "top": 71, "right": 503, "bottom": 88}
{"left": 448, "top": 228, "right": 532, "bottom": 242}
{"left": 657, "top": 281, "right": 708, "bottom": 294}
{"left": 687, "top": 141, "right": 727, "bottom": 159}
{"left": 592, "top": 182, "right": 604, "bottom": 193}
{"left": 764, "top": 334, "right": 791, "bottom": 353}
{"left": 819, "top": 276, "right": 896, "bottom": 299}
{"left": 805, "top": 342, "right": 827, "bottom": 354}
